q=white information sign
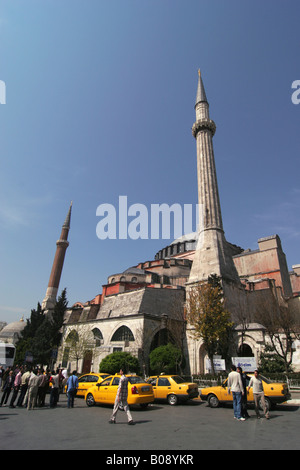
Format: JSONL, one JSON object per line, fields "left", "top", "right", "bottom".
{"left": 232, "top": 357, "right": 257, "bottom": 372}
{"left": 205, "top": 358, "right": 226, "bottom": 372}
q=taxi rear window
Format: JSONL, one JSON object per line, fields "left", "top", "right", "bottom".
{"left": 128, "top": 376, "right": 144, "bottom": 384}
{"left": 171, "top": 376, "right": 186, "bottom": 384}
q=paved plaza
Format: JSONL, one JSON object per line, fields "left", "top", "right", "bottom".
{"left": 0, "top": 393, "right": 299, "bottom": 452}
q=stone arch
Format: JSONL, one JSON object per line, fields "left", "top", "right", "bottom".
{"left": 149, "top": 327, "right": 175, "bottom": 352}
{"left": 61, "top": 329, "right": 80, "bottom": 369}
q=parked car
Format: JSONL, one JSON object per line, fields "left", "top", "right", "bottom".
{"left": 200, "top": 374, "right": 291, "bottom": 410}
{"left": 146, "top": 374, "right": 199, "bottom": 405}
{"left": 66, "top": 373, "right": 110, "bottom": 397}
{"left": 85, "top": 374, "right": 154, "bottom": 408}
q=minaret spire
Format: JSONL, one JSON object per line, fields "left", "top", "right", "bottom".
{"left": 188, "top": 71, "right": 240, "bottom": 284}
{"left": 195, "top": 69, "right": 208, "bottom": 106}
{"left": 42, "top": 201, "right": 72, "bottom": 312}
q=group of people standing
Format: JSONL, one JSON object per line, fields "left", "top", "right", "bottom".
{"left": 0, "top": 365, "right": 79, "bottom": 410}
{"left": 227, "top": 365, "right": 270, "bottom": 420}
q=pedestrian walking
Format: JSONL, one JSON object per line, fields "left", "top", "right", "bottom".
{"left": 37, "top": 369, "right": 49, "bottom": 407}
{"left": 0, "top": 370, "right": 14, "bottom": 406}
{"left": 248, "top": 369, "right": 270, "bottom": 419}
{"left": 237, "top": 366, "right": 250, "bottom": 418}
{"left": 0, "top": 366, "right": 4, "bottom": 388}
{"left": 1, "top": 367, "right": 11, "bottom": 391}
{"left": 227, "top": 365, "right": 245, "bottom": 421}
{"left": 66, "top": 371, "right": 78, "bottom": 408}
{"left": 49, "top": 370, "right": 60, "bottom": 408}
{"left": 109, "top": 369, "right": 134, "bottom": 425}
{"left": 9, "top": 366, "right": 23, "bottom": 408}
{"left": 27, "top": 369, "right": 41, "bottom": 410}
{"left": 16, "top": 367, "right": 31, "bottom": 407}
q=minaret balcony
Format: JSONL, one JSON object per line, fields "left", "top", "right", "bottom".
{"left": 56, "top": 239, "right": 69, "bottom": 248}
{"left": 192, "top": 118, "right": 216, "bottom": 138}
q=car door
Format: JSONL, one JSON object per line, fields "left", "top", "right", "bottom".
{"left": 106, "top": 376, "right": 120, "bottom": 404}
{"left": 156, "top": 377, "right": 172, "bottom": 400}
{"left": 149, "top": 378, "right": 158, "bottom": 398}
{"left": 77, "top": 374, "right": 89, "bottom": 396}
{"left": 95, "top": 376, "right": 112, "bottom": 403}
{"left": 218, "top": 379, "right": 232, "bottom": 403}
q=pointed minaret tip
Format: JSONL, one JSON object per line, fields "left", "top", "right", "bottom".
{"left": 63, "top": 201, "right": 73, "bottom": 229}
{"left": 195, "top": 68, "right": 208, "bottom": 107}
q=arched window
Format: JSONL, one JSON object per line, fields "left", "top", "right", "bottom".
{"left": 111, "top": 326, "right": 135, "bottom": 342}
{"left": 92, "top": 328, "right": 103, "bottom": 347}
{"left": 66, "top": 330, "right": 79, "bottom": 345}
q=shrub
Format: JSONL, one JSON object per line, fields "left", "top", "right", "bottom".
{"left": 99, "top": 351, "right": 141, "bottom": 375}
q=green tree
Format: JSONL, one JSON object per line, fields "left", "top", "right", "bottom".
{"left": 99, "top": 351, "right": 141, "bottom": 375}
{"left": 259, "top": 345, "right": 290, "bottom": 374}
{"left": 149, "top": 343, "right": 183, "bottom": 374}
{"left": 34, "top": 288, "right": 68, "bottom": 365}
{"left": 15, "top": 289, "right": 68, "bottom": 367}
{"left": 186, "top": 275, "right": 233, "bottom": 374}
{"left": 14, "top": 302, "right": 44, "bottom": 365}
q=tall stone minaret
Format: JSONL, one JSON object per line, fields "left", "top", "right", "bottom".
{"left": 42, "top": 202, "right": 72, "bottom": 312}
{"left": 188, "top": 71, "right": 240, "bottom": 285}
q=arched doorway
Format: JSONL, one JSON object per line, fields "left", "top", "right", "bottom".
{"left": 82, "top": 350, "right": 93, "bottom": 374}
{"left": 150, "top": 328, "right": 174, "bottom": 352}
{"left": 199, "top": 343, "right": 207, "bottom": 374}
{"left": 238, "top": 343, "right": 254, "bottom": 357}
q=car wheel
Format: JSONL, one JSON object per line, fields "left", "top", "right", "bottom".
{"left": 208, "top": 394, "right": 220, "bottom": 408}
{"left": 259, "top": 396, "right": 271, "bottom": 412}
{"left": 86, "top": 393, "right": 95, "bottom": 407}
{"left": 167, "top": 394, "right": 178, "bottom": 406}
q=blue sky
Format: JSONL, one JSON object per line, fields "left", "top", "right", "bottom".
{"left": 0, "top": 0, "right": 300, "bottom": 324}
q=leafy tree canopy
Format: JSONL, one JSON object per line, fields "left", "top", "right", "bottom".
{"left": 149, "top": 343, "right": 183, "bottom": 374}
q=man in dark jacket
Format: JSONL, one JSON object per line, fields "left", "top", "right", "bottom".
{"left": 237, "top": 366, "right": 250, "bottom": 418}
{"left": 0, "top": 370, "right": 15, "bottom": 406}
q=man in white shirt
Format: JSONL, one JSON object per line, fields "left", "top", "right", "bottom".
{"left": 227, "top": 365, "right": 245, "bottom": 421}
{"left": 248, "top": 370, "right": 269, "bottom": 419}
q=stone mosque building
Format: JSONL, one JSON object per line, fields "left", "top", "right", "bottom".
{"left": 4, "top": 72, "right": 299, "bottom": 374}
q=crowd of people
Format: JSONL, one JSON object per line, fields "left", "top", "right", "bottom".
{"left": 0, "top": 365, "right": 79, "bottom": 410}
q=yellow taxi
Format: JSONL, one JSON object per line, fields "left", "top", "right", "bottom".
{"left": 147, "top": 374, "right": 199, "bottom": 405}
{"left": 200, "top": 373, "right": 291, "bottom": 410}
{"left": 68, "top": 373, "right": 110, "bottom": 397}
{"left": 85, "top": 374, "right": 154, "bottom": 408}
